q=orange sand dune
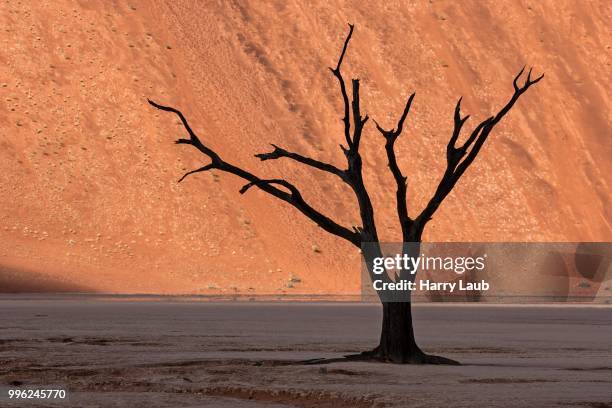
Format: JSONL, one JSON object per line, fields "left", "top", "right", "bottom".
{"left": 0, "top": 1, "right": 610, "bottom": 294}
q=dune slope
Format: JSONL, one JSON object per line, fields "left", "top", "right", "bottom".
{"left": 0, "top": 1, "right": 610, "bottom": 293}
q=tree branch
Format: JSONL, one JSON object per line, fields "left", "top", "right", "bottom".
{"left": 446, "top": 97, "right": 470, "bottom": 164}
{"left": 148, "top": 100, "right": 360, "bottom": 246}
{"left": 374, "top": 92, "right": 416, "bottom": 241}
{"left": 178, "top": 163, "right": 215, "bottom": 183}
{"left": 239, "top": 178, "right": 296, "bottom": 195}
{"left": 414, "top": 66, "right": 544, "bottom": 235}
{"left": 351, "top": 79, "right": 369, "bottom": 151}
{"left": 330, "top": 24, "right": 354, "bottom": 150}
{"left": 255, "top": 144, "right": 348, "bottom": 182}
{"left": 325, "top": 24, "right": 378, "bottom": 243}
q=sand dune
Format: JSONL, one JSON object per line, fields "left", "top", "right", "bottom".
{"left": 0, "top": 1, "right": 610, "bottom": 293}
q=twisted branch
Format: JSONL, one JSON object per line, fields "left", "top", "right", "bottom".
{"left": 374, "top": 92, "right": 416, "bottom": 241}
{"left": 329, "top": 24, "right": 354, "bottom": 150}
{"left": 148, "top": 100, "right": 360, "bottom": 246}
{"left": 149, "top": 26, "right": 543, "bottom": 255}
{"left": 413, "top": 66, "right": 544, "bottom": 235}
{"left": 255, "top": 144, "right": 348, "bottom": 182}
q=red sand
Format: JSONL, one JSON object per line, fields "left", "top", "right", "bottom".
{"left": 1, "top": 1, "right": 610, "bottom": 294}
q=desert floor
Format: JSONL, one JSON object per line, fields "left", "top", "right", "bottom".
{"left": 1, "top": 298, "right": 611, "bottom": 407}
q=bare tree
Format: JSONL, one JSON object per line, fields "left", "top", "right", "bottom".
{"left": 148, "top": 24, "right": 543, "bottom": 364}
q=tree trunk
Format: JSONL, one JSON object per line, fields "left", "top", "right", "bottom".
{"left": 360, "top": 242, "right": 439, "bottom": 364}
{"left": 366, "top": 301, "right": 459, "bottom": 365}
{"left": 374, "top": 301, "right": 425, "bottom": 363}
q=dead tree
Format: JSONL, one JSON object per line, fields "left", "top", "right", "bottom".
{"left": 148, "top": 24, "right": 543, "bottom": 364}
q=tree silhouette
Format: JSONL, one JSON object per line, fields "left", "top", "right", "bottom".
{"left": 148, "top": 24, "right": 543, "bottom": 364}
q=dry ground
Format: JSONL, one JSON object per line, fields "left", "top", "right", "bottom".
{"left": 1, "top": 299, "right": 611, "bottom": 407}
